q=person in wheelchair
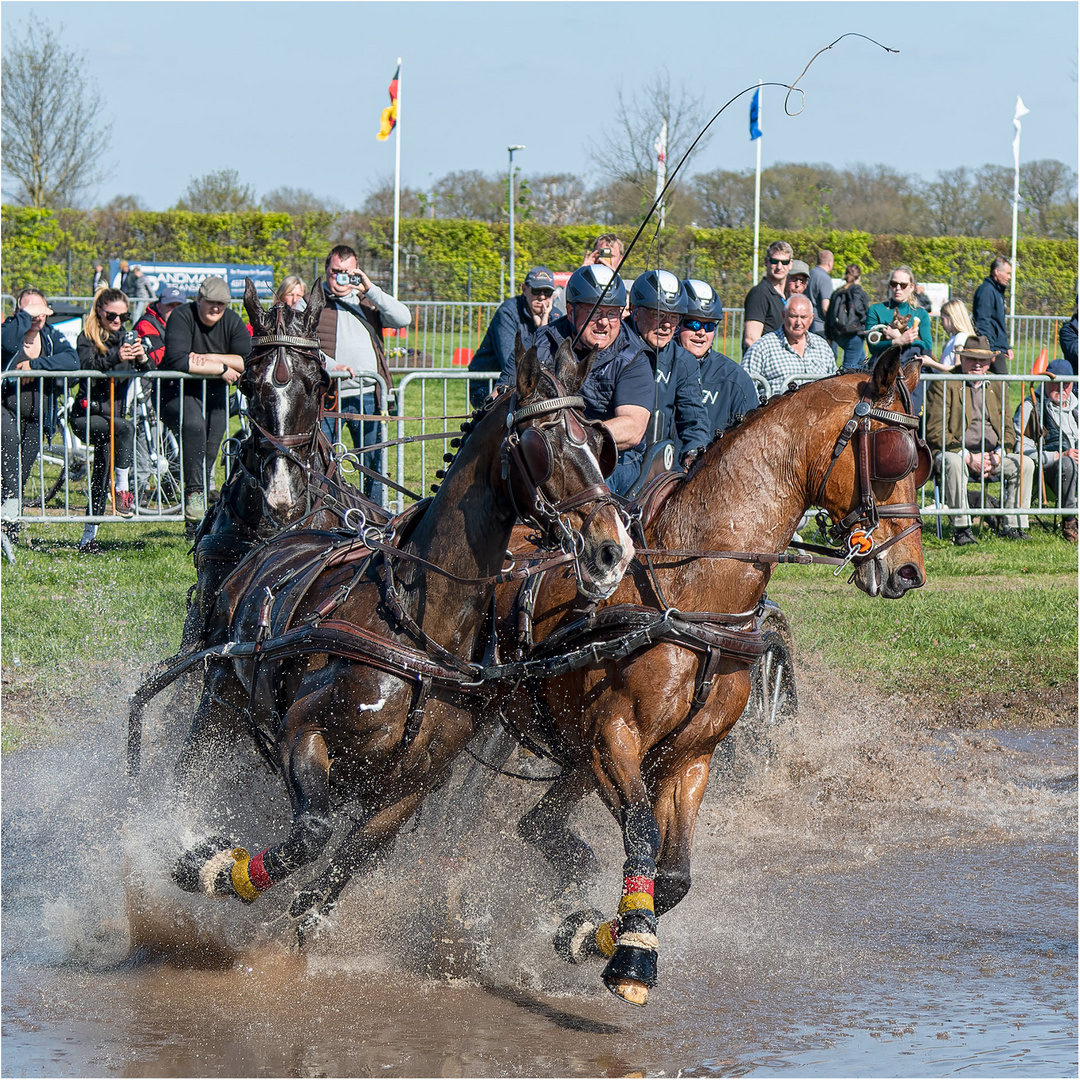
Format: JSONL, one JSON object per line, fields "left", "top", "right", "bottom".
{"left": 1013, "top": 358, "right": 1078, "bottom": 542}
{"left": 925, "top": 334, "right": 1034, "bottom": 545}
{"left": 1, "top": 288, "right": 80, "bottom": 543}
{"left": 619, "top": 271, "right": 711, "bottom": 499}
{"left": 679, "top": 279, "right": 761, "bottom": 437}
{"left": 530, "top": 264, "right": 653, "bottom": 496}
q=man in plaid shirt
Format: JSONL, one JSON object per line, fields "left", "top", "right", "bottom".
{"left": 742, "top": 294, "right": 836, "bottom": 398}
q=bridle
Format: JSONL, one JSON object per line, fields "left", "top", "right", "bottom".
{"left": 499, "top": 373, "right": 620, "bottom": 560}
{"left": 812, "top": 383, "right": 931, "bottom": 566}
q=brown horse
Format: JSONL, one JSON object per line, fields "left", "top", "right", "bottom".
{"left": 169, "top": 340, "right": 635, "bottom": 936}
{"left": 491, "top": 347, "right": 928, "bottom": 1006}
{"left": 180, "top": 278, "right": 381, "bottom": 654}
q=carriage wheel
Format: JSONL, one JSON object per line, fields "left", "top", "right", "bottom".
{"left": 715, "top": 631, "right": 798, "bottom": 772}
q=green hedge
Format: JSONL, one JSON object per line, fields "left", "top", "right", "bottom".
{"left": 3, "top": 207, "right": 1076, "bottom": 314}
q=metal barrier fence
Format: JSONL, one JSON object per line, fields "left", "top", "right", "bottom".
{"left": 3, "top": 365, "right": 1073, "bottom": 532}
{"left": 4, "top": 294, "right": 1067, "bottom": 377}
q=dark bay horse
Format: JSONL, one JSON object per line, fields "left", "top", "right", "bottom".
{"left": 181, "top": 278, "right": 381, "bottom": 653}
{"left": 169, "top": 340, "right": 634, "bottom": 935}
{"left": 491, "top": 348, "right": 928, "bottom": 1006}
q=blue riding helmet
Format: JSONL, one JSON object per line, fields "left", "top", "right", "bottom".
{"left": 565, "top": 263, "right": 627, "bottom": 309}
{"left": 629, "top": 269, "right": 687, "bottom": 315}
{"left": 682, "top": 278, "right": 720, "bottom": 321}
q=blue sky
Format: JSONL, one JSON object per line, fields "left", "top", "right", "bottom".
{"left": 3, "top": 1, "right": 1077, "bottom": 210}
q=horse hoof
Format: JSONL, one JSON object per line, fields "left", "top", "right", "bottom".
{"left": 172, "top": 835, "right": 236, "bottom": 895}
{"left": 553, "top": 908, "right": 606, "bottom": 965}
{"left": 605, "top": 976, "right": 649, "bottom": 1007}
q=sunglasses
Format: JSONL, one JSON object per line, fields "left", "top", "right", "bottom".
{"left": 889, "top": 281, "right": 912, "bottom": 288}
{"left": 528, "top": 288, "right": 554, "bottom": 298}
{"left": 768, "top": 258, "right": 792, "bottom": 266}
{"left": 681, "top": 319, "right": 717, "bottom": 333}
{"left": 101, "top": 310, "right": 127, "bottom": 322}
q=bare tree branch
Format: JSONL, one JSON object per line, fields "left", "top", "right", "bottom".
{"left": 1, "top": 15, "right": 114, "bottom": 207}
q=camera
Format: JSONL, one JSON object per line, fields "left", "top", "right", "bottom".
{"left": 334, "top": 272, "right": 364, "bottom": 287}
{"left": 599, "top": 247, "right": 612, "bottom": 259}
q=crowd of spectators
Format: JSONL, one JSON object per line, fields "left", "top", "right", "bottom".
{"left": 1, "top": 246, "right": 1075, "bottom": 550}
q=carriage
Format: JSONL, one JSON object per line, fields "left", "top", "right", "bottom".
{"left": 129, "top": 282, "right": 928, "bottom": 1009}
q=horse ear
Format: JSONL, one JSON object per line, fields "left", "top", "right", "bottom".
{"left": 515, "top": 344, "right": 541, "bottom": 400}
{"left": 303, "top": 276, "right": 326, "bottom": 330}
{"left": 243, "top": 278, "right": 266, "bottom": 330}
{"left": 553, "top": 337, "right": 594, "bottom": 393}
{"left": 869, "top": 344, "right": 904, "bottom": 404}
{"left": 901, "top": 355, "right": 922, "bottom": 396}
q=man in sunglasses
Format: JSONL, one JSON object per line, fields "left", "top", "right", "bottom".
{"left": 468, "top": 266, "right": 562, "bottom": 407}
{"left": 628, "top": 271, "right": 710, "bottom": 475}
{"left": 743, "top": 240, "right": 792, "bottom": 355}
{"left": 680, "top": 279, "right": 760, "bottom": 437}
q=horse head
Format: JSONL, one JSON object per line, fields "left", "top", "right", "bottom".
{"left": 494, "top": 338, "right": 632, "bottom": 600}
{"left": 812, "top": 345, "right": 928, "bottom": 599}
{"left": 240, "top": 277, "right": 330, "bottom": 526}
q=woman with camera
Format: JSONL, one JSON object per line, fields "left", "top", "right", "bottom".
{"left": 160, "top": 276, "right": 250, "bottom": 534}
{"left": 1, "top": 287, "right": 80, "bottom": 544}
{"left": 74, "top": 288, "right": 144, "bottom": 550}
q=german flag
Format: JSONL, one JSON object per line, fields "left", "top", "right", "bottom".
{"left": 376, "top": 64, "right": 400, "bottom": 142}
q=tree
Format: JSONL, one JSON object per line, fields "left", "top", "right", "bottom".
{"left": 829, "top": 164, "right": 927, "bottom": 234}
{"left": 1020, "top": 159, "right": 1078, "bottom": 238}
{"left": 431, "top": 169, "right": 502, "bottom": 221}
{"left": 99, "top": 194, "right": 146, "bottom": 212}
{"left": 693, "top": 169, "right": 755, "bottom": 229}
{"left": 1, "top": 16, "right": 114, "bottom": 207}
{"left": 173, "top": 168, "right": 256, "bottom": 213}
{"left": 589, "top": 68, "right": 712, "bottom": 222}
{"left": 261, "top": 186, "right": 343, "bottom": 216}
{"left": 525, "top": 174, "right": 596, "bottom": 225}
{"left": 360, "top": 177, "right": 426, "bottom": 218}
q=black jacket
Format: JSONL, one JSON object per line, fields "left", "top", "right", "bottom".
{"left": 75, "top": 328, "right": 137, "bottom": 413}
{"left": 972, "top": 275, "right": 1009, "bottom": 352}
{"left": 1, "top": 311, "right": 80, "bottom": 436}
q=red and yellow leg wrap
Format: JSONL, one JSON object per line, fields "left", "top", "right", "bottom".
{"left": 248, "top": 850, "right": 274, "bottom": 892}
{"left": 594, "top": 917, "right": 620, "bottom": 959}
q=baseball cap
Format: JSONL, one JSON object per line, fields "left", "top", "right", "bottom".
{"left": 157, "top": 286, "right": 186, "bottom": 306}
{"left": 197, "top": 276, "right": 231, "bottom": 302}
{"left": 523, "top": 266, "right": 556, "bottom": 291}
{"left": 788, "top": 260, "right": 811, "bottom": 278}
{"left": 1047, "top": 358, "right": 1075, "bottom": 379}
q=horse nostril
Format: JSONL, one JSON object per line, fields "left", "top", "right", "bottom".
{"left": 897, "top": 563, "right": 921, "bottom": 582}
{"left": 597, "top": 540, "right": 622, "bottom": 571}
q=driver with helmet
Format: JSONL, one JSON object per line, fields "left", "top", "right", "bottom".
{"left": 679, "top": 279, "right": 762, "bottom": 437}
{"left": 628, "top": 270, "right": 711, "bottom": 472}
{"left": 527, "top": 264, "right": 654, "bottom": 495}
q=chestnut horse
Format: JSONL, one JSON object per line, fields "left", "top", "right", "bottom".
{"left": 168, "top": 340, "right": 634, "bottom": 936}
{"left": 491, "top": 347, "right": 928, "bottom": 1006}
{"left": 181, "top": 278, "right": 382, "bottom": 654}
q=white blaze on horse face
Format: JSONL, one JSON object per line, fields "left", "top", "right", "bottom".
{"left": 264, "top": 385, "right": 300, "bottom": 514}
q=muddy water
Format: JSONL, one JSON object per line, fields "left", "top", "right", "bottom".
{"left": 2, "top": 674, "right": 1076, "bottom": 1078}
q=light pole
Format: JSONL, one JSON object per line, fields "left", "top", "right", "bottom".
{"left": 508, "top": 145, "right": 525, "bottom": 296}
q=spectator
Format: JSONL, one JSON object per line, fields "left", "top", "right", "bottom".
{"left": 807, "top": 250, "right": 834, "bottom": 338}
{"left": 275, "top": 276, "right": 307, "bottom": 311}
{"left": 316, "top": 245, "right": 410, "bottom": 506}
{"left": 467, "top": 266, "right": 562, "bottom": 406}
{"left": 925, "top": 334, "right": 1034, "bottom": 545}
{"left": 742, "top": 294, "right": 835, "bottom": 398}
{"left": 112, "top": 259, "right": 132, "bottom": 293}
{"left": 531, "top": 264, "right": 653, "bottom": 496}
{"left": 784, "top": 260, "right": 811, "bottom": 300}
{"left": 135, "top": 286, "right": 186, "bottom": 369}
{"left": 1, "top": 288, "right": 80, "bottom": 544}
{"left": 628, "top": 271, "right": 710, "bottom": 470}
{"left": 1059, "top": 306, "right": 1077, "bottom": 374}
{"left": 935, "top": 299, "right": 978, "bottom": 371}
{"left": 912, "top": 283, "right": 934, "bottom": 312}
{"left": 74, "top": 288, "right": 144, "bottom": 551}
{"left": 865, "top": 265, "right": 932, "bottom": 366}
{"left": 161, "top": 276, "right": 251, "bottom": 535}
{"left": 679, "top": 279, "right": 760, "bottom": 437}
{"left": 582, "top": 234, "right": 624, "bottom": 270}
{"left": 130, "top": 265, "right": 155, "bottom": 322}
{"left": 825, "top": 263, "right": 870, "bottom": 371}
{"left": 972, "top": 255, "right": 1013, "bottom": 362}
{"left": 91, "top": 263, "right": 108, "bottom": 294}
{"left": 1013, "top": 359, "right": 1078, "bottom": 542}
{"left": 743, "top": 240, "right": 790, "bottom": 354}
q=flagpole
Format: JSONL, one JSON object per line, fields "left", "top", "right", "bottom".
{"left": 752, "top": 80, "right": 762, "bottom": 284}
{"left": 391, "top": 57, "right": 402, "bottom": 299}
{"left": 1009, "top": 96, "right": 1029, "bottom": 323}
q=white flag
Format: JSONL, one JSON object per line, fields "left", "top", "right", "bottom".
{"left": 654, "top": 120, "right": 668, "bottom": 227}
{"left": 1012, "top": 96, "right": 1030, "bottom": 170}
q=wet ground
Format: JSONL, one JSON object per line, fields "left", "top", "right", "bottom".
{"left": 2, "top": 673, "right": 1076, "bottom": 1078}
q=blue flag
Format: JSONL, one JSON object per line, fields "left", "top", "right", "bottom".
{"left": 749, "top": 87, "right": 762, "bottom": 141}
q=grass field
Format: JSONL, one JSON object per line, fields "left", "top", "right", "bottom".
{"left": 1, "top": 508, "right": 1075, "bottom": 751}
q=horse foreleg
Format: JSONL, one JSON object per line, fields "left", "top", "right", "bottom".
{"left": 650, "top": 752, "right": 713, "bottom": 916}
{"left": 517, "top": 764, "right": 600, "bottom": 890}
{"left": 173, "top": 719, "right": 333, "bottom": 906}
